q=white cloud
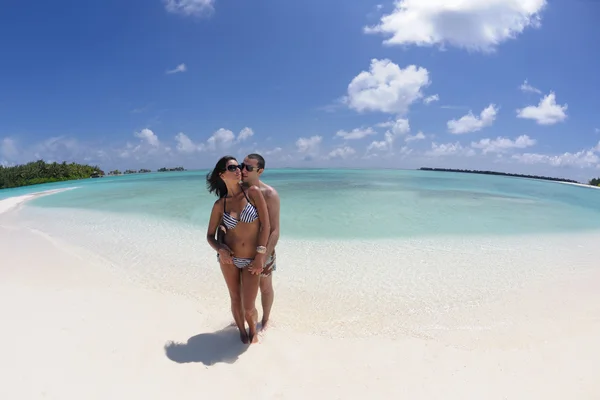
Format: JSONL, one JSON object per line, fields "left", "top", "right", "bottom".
{"left": 206, "top": 128, "right": 235, "bottom": 150}
{"left": 296, "top": 135, "right": 322, "bottom": 156}
{"left": 166, "top": 63, "right": 187, "bottom": 74}
{"left": 367, "top": 132, "right": 394, "bottom": 153}
{"left": 327, "top": 146, "right": 356, "bottom": 159}
{"left": 364, "top": 142, "right": 412, "bottom": 160}
{"left": 174, "top": 133, "right": 201, "bottom": 153}
{"left": 164, "top": 0, "right": 214, "bottom": 17}
{"left": 513, "top": 150, "right": 599, "bottom": 168}
{"left": 237, "top": 127, "right": 254, "bottom": 142}
{"left": 511, "top": 141, "right": 600, "bottom": 170}
{"left": 335, "top": 127, "right": 377, "bottom": 140}
{"left": 376, "top": 118, "right": 410, "bottom": 132}
{"left": 405, "top": 131, "right": 426, "bottom": 142}
{"left": 264, "top": 147, "right": 282, "bottom": 156}
{"left": 471, "top": 135, "right": 536, "bottom": 154}
{"left": 447, "top": 104, "right": 498, "bottom": 134}
{"left": 516, "top": 92, "right": 568, "bottom": 125}
{"left": 134, "top": 128, "right": 160, "bottom": 147}
{"left": 519, "top": 79, "right": 541, "bottom": 94}
{"left": 1, "top": 136, "right": 104, "bottom": 166}
{"left": 426, "top": 142, "right": 476, "bottom": 157}
{"left": 35, "top": 136, "right": 80, "bottom": 153}
{"left": 172, "top": 127, "right": 254, "bottom": 154}
{"left": 364, "top": 0, "right": 547, "bottom": 52}
{"left": 1, "top": 138, "right": 18, "bottom": 160}
{"left": 344, "top": 58, "right": 430, "bottom": 115}
{"left": 423, "top": 94, "right": 439, "bottom": 104}
{"left": 367, "top": 118, "right": 410, "bottom": 153}
{"left": 120, "top": 129, "right": 171, "bottom": 161}
{"left": 389, "top": 118, "right": 410, "bottom": 135}
{"left": 440, "top": 105, "right": 469, "bottom": 110}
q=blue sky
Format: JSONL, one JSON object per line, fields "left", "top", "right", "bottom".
{"left": 1, "top": 0, "right": 599, "bottom": 181}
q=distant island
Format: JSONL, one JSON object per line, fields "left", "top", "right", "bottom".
{"left": 589, "top": 177, "right": 600, "bottom": 187}
{"left": 1, "top": 161, "right": 190, "bottom": 189}
{"left": 419, "top": 167, "right": 582, "bottom": 184}
{"left": 0, "top": 160, "right": 104, "bottom": 189}
{"left": 107, "top": 169, "right": 151, "bottom": 175}
{"left": 157, "top": 166, "right": 186, "bottom": 172}
{"left": 107, "top": 166, "right": 186, "bottom": 175}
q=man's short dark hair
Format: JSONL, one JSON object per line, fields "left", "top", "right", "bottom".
{"left": 247, "top": 153, "right": 265, "bottom": 169}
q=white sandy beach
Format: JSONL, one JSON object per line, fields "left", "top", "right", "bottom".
{"left": 556, "top": 181, "right": 600, "bottom": 189}
{"left": 1, "top": 190, "right": 600, "bottom": 399}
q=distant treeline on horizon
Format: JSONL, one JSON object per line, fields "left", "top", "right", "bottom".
{"left": 2, "top": 159, "right": 599, "bottom": 189}
{"left": 0, "top": 160, "right": 186, "bottom": 189}
{"left": 0, "top": 160, "right": 104, "bottom": 189}
{"left": 419, "top": 167, "right": 584, "bottom": 184}
{"left": 107, "top": 166, "right": 185, "bottom": 175}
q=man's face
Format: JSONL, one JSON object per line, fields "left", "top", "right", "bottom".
{"left": 241, "top": 157, "right": 261, "bottom": 182}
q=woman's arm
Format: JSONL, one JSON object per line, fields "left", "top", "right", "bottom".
{"left": 206, "top": 199, "right": 226, "bottom": 252}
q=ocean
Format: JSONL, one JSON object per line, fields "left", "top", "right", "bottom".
{"left": 3, "top": 168, "right": 600, "bottom": 238}
{"left": 2, "top": 169, "right": 599, "bottom": 344}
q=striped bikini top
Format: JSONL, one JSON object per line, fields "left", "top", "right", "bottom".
{"left": 222, "top": 189, "right": 259, "bottom": 230}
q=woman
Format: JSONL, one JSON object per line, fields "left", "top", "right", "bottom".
{"left": 206, "top": 155, "right": 270, "bottom": 344}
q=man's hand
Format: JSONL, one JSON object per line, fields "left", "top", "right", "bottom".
{"left": 260, "top": 253, "right": 275, "bottom": 276}
{"left": 217, "top": 244, "right": 233, "bottom": 264}
{"left": 248, "top": 253, "right": 266, "bottom": 275}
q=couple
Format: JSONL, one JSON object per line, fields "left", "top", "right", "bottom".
{"left": 205, "top": 153, "right": 280, "bottom": 344}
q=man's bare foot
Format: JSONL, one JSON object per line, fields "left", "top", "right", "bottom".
{"left": 260, "top": 319, "right": 269, "bottom": 331}
{"left": 239, "top": 330, "right": 249, "bottom": 344}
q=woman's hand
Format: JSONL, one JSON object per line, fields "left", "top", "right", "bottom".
{"left": 218, "top": 244, "right": 233, "bottom": 264}
{"left": 249, "top": 253, "right": 266, "bottom": 275}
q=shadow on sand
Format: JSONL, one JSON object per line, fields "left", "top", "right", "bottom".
{"left": 164, "top": 325, "right": 249, "bottom": 366}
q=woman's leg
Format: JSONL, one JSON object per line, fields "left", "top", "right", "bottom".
{"left": 219, "top": 260, "right": 247, "bottom": 343}
{"left": 241, "top": 266, "right": 261, "bottom": 343}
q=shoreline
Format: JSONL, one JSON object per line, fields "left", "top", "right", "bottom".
{"left": 0, "top": 187, "right": 78, "bottom": 215}
{"left": 9, "top": 194, "right": 600, "bottom": 242}
{"left": 555, "top": 180, "right": 600, "bottom": 189}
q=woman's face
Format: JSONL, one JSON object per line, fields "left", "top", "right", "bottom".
{"left": 220, "top": 159, "right": 241, "bottom": 183}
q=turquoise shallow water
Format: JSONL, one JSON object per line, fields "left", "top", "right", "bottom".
{"left": 5, "top": 169, "right": 600, "bottom": 239}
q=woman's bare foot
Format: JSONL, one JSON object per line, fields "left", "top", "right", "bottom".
{"left": 239, "top": 329, "right": 249, "bottom": 344}
{"left": 248, "top": 328, "right": 259, "bottom": 344}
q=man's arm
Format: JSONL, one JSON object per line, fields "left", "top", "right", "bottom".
{"left": 265, "top": 188, "right": 280, "bottom": 257}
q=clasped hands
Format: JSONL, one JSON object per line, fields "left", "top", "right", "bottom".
{"left": 218, "top": 245, "right": 265, "bottom": 275}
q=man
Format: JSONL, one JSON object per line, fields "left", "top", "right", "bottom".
{"left": 236, "top": 153, "right": 280, "bottom": 330}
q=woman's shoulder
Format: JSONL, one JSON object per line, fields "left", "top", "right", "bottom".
{"left": 212, "top": 197, "right": 225, "bottom": 207}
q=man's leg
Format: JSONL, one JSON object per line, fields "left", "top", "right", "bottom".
{"left": 259, "top": 252, "right": 276, "bottom": 330}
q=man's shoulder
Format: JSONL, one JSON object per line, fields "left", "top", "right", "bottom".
{"left": 259, "top": 181, "right": 279, "bottom": 199}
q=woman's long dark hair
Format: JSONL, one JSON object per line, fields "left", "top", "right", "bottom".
{"left": 206, "top": 155, "right": 237, "bottom": 198}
